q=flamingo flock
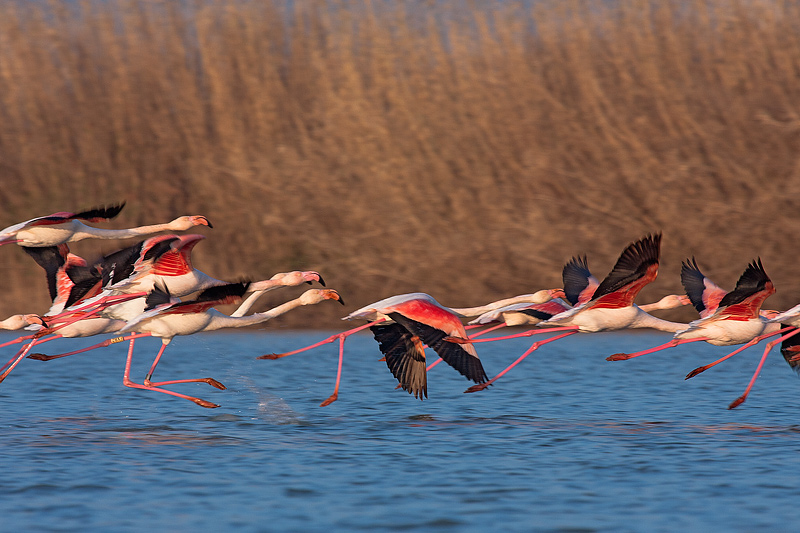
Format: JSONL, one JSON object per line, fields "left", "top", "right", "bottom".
{"left": 1, "top": 205, "right": 796, "bottom": 410}
{"left": 0, "top": 203, "right": 342, "bottom": 408}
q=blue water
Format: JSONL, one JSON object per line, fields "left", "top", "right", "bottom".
{"left": 2, "top": 330, "right": 800, "bottom": 532}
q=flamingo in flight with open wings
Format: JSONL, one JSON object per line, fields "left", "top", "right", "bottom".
{"left": 0, "top": 202, "right": 211, "bottom": 247}
{"left": 607, "top": 257, "right": 781, "bottom": 409}
{"left": 111, "top": 283, "right": 343, "bottom": 408}
{"left": 259, "top": 292, "right": 490, "bottom": 405}
{"left": 465, "top": 233, "right": 687, "bottom": 392}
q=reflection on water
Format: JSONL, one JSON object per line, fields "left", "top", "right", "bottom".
{"left": 2, "top": 331, "right": 800, "bottom": 531}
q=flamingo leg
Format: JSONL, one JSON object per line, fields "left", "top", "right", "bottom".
{"left": 465, "top": 330, "right": 578, "bottom": 393}
{"left": 142, "top": 342, "right": 226, "bottom": 391}
{"left": 257, "top": 319, "right": 385, "bottom": 360}
{"left": 0, "top": 334, "right": 35, "bottom": 350}
{"left": 606, "top": 337, "right": 708, "bottom": 361}
{"left": 418, "top": 323, "right": 511, "bottom": 377}
{"left": 468, "top": 323, "right": 509, "bottom": 339}
{"left": 728, "top": 328, "right": 800, "bottom": 409}
{"left": 685, "top": 327, "right": 793, "bottom": 379}
{"left": 0, "top": 338, "right": 41, "bottom": 384}
{"left": 143, "top": 343, "right": 169, "bottom": 384}
{"left": 1, "top": 335, "right": 50, "bottom": 372}
{"left": 122, "top": 339, "right": 218, "bottom": 408}
{"left": 469, "top": 326, "right": 578, "bottom": 344}
{"left": 320, "top": 335, "right": 346, "bottom": 407}
{"left": 27, "top": 333, "right": 152, "bottom": 361}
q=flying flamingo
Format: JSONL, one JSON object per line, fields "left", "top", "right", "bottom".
{"left": 22, "top": 263, "right": 327, "bottom": 365}
{"left": 0, "top": 202, "right": 211, "bottom": 247}
{"left": 260, "top": 292, "right": 489, "bottom": 405}
{"left": 607, "top": 258, "right": 779, "bottom": 365}
{"left": 465, "top": 233, "right": 686, "bottom": 392}
{"left": 111, "top": 283, "right": 343, "bottom": 408}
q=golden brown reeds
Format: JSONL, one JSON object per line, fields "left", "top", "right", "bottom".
{"left": 0, "top": 0, "right": 799, "bottom": 327}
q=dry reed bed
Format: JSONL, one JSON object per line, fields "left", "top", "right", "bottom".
{"left": 0, "top": 0, "right": 799, "bottom": 327}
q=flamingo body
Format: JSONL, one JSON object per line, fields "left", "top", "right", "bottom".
{"left": 0, "top": 202, "right": 211, "bottom": 247}
{"left": 346, "top": 293, "right": 487, "bottom": 398}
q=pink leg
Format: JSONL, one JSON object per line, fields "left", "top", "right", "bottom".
{"left": 122, "top": 339, "right": 219, "bottom": 408}
{"left": 606, "top": 337, "right": 708, "bottom": 361}
{"left": 685, "top": 328, "right": 791, "bottom": 379}
{"left": 469, "top": 326, "right": 578, "bottom": 344}
{"left": 143, "top": 343, "right": 169, "bottom": 384}
{"left": 142, "top": 342, "right": 225, "bottom": 391}
{"left": 27, "top": 333, "right": 152, "bottom": 361}
{"left": 468, "top": 323, "right": 509, "bottom": 339}
{"left": 421, "top": 323, "right": 510, "bottom": 376}
{"left": 0, "top": 338, "right": 42, "bottom": 384}
{"left": 1, "top": 335, "right": 50, "bottom": 372}
{"left": 728, "top": 328, "right": 800, "bottom": 409}
{"left": 320, "top": 336, "right": 346, "bottom": 406}
{"left": 465, "top": 330, "right": 578, "bottom": 393}
{"left": 0, "top": 334, "right": 35, "bottom": 350}
{"left": 257, "top": 319, "right": 385, "bottom": 360}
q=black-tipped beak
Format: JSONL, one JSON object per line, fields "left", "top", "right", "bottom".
{"left": 204, "top": 217, "right": 214, "bottom": 229}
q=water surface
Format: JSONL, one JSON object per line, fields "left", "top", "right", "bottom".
{"left": 2, "top": 330, "right": 799, "bottom": 532}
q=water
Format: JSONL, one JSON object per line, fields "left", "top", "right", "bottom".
{"left": 2, "top": 330, "right": 800, "bottom": 532}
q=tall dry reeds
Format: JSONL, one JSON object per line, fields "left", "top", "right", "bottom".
{"left": 0, "top": 0, "right": 799, "bottom": 326}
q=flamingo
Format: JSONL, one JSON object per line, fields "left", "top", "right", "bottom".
{"left": 111, "top": 283, "right": 343, "bottom": 408}
{"left": 607, "top": 258, "right": 779, "bottom": 365}
{"left": 0, "top": 202, "right": 211, "bottom": 247}
{"left": 465, "top": 233, "right": 686, "bottom": 392}
{"left": 19, "top": 231, "right": 325, "bottom": 365}
{"left": 260, "top": 292, "right": 489, "bottom": 405}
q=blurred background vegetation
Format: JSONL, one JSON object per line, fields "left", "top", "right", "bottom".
{"left": 0, "top": 0, "right": 799, "bottom": 327}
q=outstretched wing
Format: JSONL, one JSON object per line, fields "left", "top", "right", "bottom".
{"left": 562, "top": 255, "right": 599, "bottom": 306}
{"left": 22, "top": 244, "right": 68, "bottom": 301}
{"left": 389, "top": 312, "right": 488, "bottom": 386}
{"left": 371, "top": 322, "right": 427, "bottom": 399}
{"left": 716, "top": 258, "right": 775, "bottom": 320}
{"left": 589, "top": 233, "right": 662, "bottom": 309}
{"left": 680, "top": 257, "right": 726, "bottom": 318}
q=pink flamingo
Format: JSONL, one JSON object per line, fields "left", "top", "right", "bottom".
{"left": 0, "top": 202, "right": 211, "bottom": 247}
{"left": 466, "top": 233, "right": 686, "bottom": 392}
{"left": 113, "top": 283, "right": 343, "bottom": 408}
{"left": 607, "top": 258, "right": 779, "bottom": 364}
{"left": 260, "top": 292, "right": 488, "bottom": 405}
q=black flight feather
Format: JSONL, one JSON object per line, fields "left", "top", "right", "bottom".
{"left": 592, "top": 233, "right": 661, "bottom": 301}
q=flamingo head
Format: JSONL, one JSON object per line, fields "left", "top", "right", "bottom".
{"left": 23, "top": 314, "right": 47, "bottom": 328}
{"left": 300, "top": 289, "right": 345, "bottom": 306}
{"left": 267, "top": 270, "right": 326, "bottom": 287}
{"left": 170, "top": 215, "right": 213, "bottom": 231}
{"left": 656, "top": 294, "right": 692, "bottom": 310}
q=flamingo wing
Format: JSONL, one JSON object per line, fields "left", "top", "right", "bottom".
{"left": 151, "top": 235, "right": 204, "bottom": 276}
{"left": 589, "top": 233, "right": 662, "bottom": 309}
{"left": 27, "top": 202, "right": 126, "bottom": 227}
{"left": 716, "top": 259, "right": 775, "bottom": 320}
{"left": 68, "top": 202, "right": 126, "bottom": 223}
{"left": 370, "top": 322, "right": 428, "bottom": 399}
{"left": 389, "top": 312, "right": 488, "bottom": 386}
{"left": 562, "top": 255, "right": 599, "bottom": 306}
{"left": 680, "top": 257, "right": 726, "bottom": 317}
{"left": 22, "top": 244, "right": 68, "bottom": 301}
{"left": 125, "top": 282, "right": 250, "bottom": 331}
{"left": 63, "top": 262, "right": 103, "bottom": 309}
